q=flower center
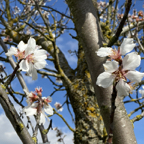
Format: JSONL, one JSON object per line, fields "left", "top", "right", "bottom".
{"left": 26, "top": 54, "right": 34, "bottom": 63}
{"left": 110, "top": 49, "right": 121, "bottom": 61}
{"left": 113, "top": 68, "right": 128, "bottom": 82}
{"left": 14, "top": 50, "right": 25, "bottom": 60}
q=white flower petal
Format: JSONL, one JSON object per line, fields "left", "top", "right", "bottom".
{"left": 142, "top": 86, "right": 144, "bottom": 89}
{"left": 25, "top": 37, "right": 36, "bottom": 56}
{"left": 42, "top": 96, "right": 52, "bottom": 103}
{"left": 103, "top": 60, "right": 118, "bottom": 72}
{"left": 120, "top": 38, "right": 136, "bottom": 55}
{"left": 126, "top": 71, "right": 144, "bottom": 83}
{"left": 96, "top": 47, "right": 113, "bottom": 57}
{"left": 5, "top": 46, "right": 17, "bottom": 56}
{"left": 123, "top": 52, "right": 140, "bottom": 70}
{"left": 116, "top": 79, "right": 130, "bottom": 96}
{"left": 32, "top": 67, "right": 37, "bottom": 80}
{"left": 44, "top": 104, "right": 53, "bottom": 115}
{"left": 34, "top": 49, "right": 47, "bottom": 59}
{"left": 27, "top": 37, "right": 36, "bottom": 49}
{"left": 23, "top": 103, "right": 38, "bottom": 116}
{"left": 96, "top": 72, "right": 115, "bottom": 88}
{"left": 34, "top": 60, "right": 47, "bottom": 69}
{"left": 54, "top": 102, "right": 63, "bottom": 112}
{"left": 39, "top": 112, "right": 45, "bottom": 125}
{"left": 27, "top": 63, "right": 37, "bottom": 80}
{"left": 19, "top": 60, "right": 29, "bottom": 71}
{"left": 17, "top": 41, "right": 27, "bottom": 52}
{"left": 58, "top": 107, "right": 63, "bottom": 112}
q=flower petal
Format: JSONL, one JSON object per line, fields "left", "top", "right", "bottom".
{"left": 19, "top": 60, "right": 29, "bottom": 71}
{"left": 126, "top": 71, "right": 144, "bottom": 83}
{"left": 120, "top": 38, "right": 136, "bottom": 55}
{"left": 39, "top": 112, "right": 45, "bottom": 125}
{"left": 17, "top": 41, "right": 27, "bottom": 52}
{"left": 34, "top": 49, "right": 47, "bottom": 59}
{"left": 25, "top": 37, "right": 36, "bottom": 56}
{"left": 116, "top": 79, "right": 131, "bottom": 96}
{"left": 5, "top": 46, "right": 17, "bottom": 56}
{"left": 34, "top": 60, "right": 47, "bottom": 69}
{"left": 27, "top": 37, "right": 36, "bottom": 49}
{"left": 44, "top": 104, "right": 53, "bottom": 115}
{"left": 27, "top": 63, "right": 38, "bottom": 80}
{"left": 103, "top": 60, "right": 118, "bottom": 73}
{"left": 96, "top": 72, "right": 115, "bottom": 88}
{"left": 96, "top": 47, "right": 113, "bottom": 57}
{"left": 122, "top": 52, "right": 140, "bottom": 70}
{"left": 23, "top": 103, "right": 38, "bottom": 116}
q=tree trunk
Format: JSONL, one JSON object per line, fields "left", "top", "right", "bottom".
{"left": 66, "top": 45, "right": 106, "bottom": 144}
{"left": 66, "top": 0, "right": 137, "bottom": 143}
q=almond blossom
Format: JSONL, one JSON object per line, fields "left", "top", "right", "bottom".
{"left": 96, "top": 52, "right": 144, "bottom": 96}
{"left": 6, "top": 37, "right": 47, "bottom": 80}
{"left": 96, "top": 38, "right": 136, "bottom": 60}
{"left": 23, "top": 88, "right": 53, "bottom": 125}
{"left": 23, "top": 89, "right": 39, "bottom": 106}
{"left": 54, "top": 102, "right": 63, "bottom": 112}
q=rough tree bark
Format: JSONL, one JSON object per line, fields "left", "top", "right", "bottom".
{"left": 0, "top": 85, "right": 34, "bottom": 144}
{"left": 66, "top": 0, "right": 137, "bottom": 144}
{"left": 66, "top": 45, "right": 106, "bottom": 144}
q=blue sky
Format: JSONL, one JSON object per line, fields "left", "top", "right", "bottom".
{"left": 0, "top": 0, "right": 144, "bottom": 143}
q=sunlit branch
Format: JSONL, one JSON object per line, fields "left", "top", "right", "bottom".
{"left": 37, "top": 70, "right": 61, "bottom": 77}
{"left": 124, "top": 97, "right": 144, "bottom": 104}
{"left": 131, "top": 111, "right": 144, "bottom": 123}
{"left": 128, "top": 104, "right": 144, "bottom": 117}
{"left": 121, "top": 21, "right": 144, "bottom": 36}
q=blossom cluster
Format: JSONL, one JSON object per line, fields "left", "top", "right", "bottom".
{"left": 6, "top": 37, "right": 47, "bottom": 80}
{"left": 23, "top": 87, "right": 63, "bottom": 125}
{"left": 96, "top": 38, "right": 144, "bottom": 96}
{"left": 23, "top": 87, "right": 53, "bottom": 125}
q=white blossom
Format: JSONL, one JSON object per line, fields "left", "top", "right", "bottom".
{"left": 96, "top": 38, "right": 136, "bottom": 60}
{"left": 6, "top": 37, "right": 48, "bottom": 80}
{"left": 54, "top": 102, "right": 63, "bottom": 112}
{"left": 96, "top": 52, "right": 144, "bottom": 96}
{"left": 23, "top": 96, "right": 53, "bottom": 125}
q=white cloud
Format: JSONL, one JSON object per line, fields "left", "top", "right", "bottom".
{"left": 0, "top": 113, "right": 22, "bottom": 144}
